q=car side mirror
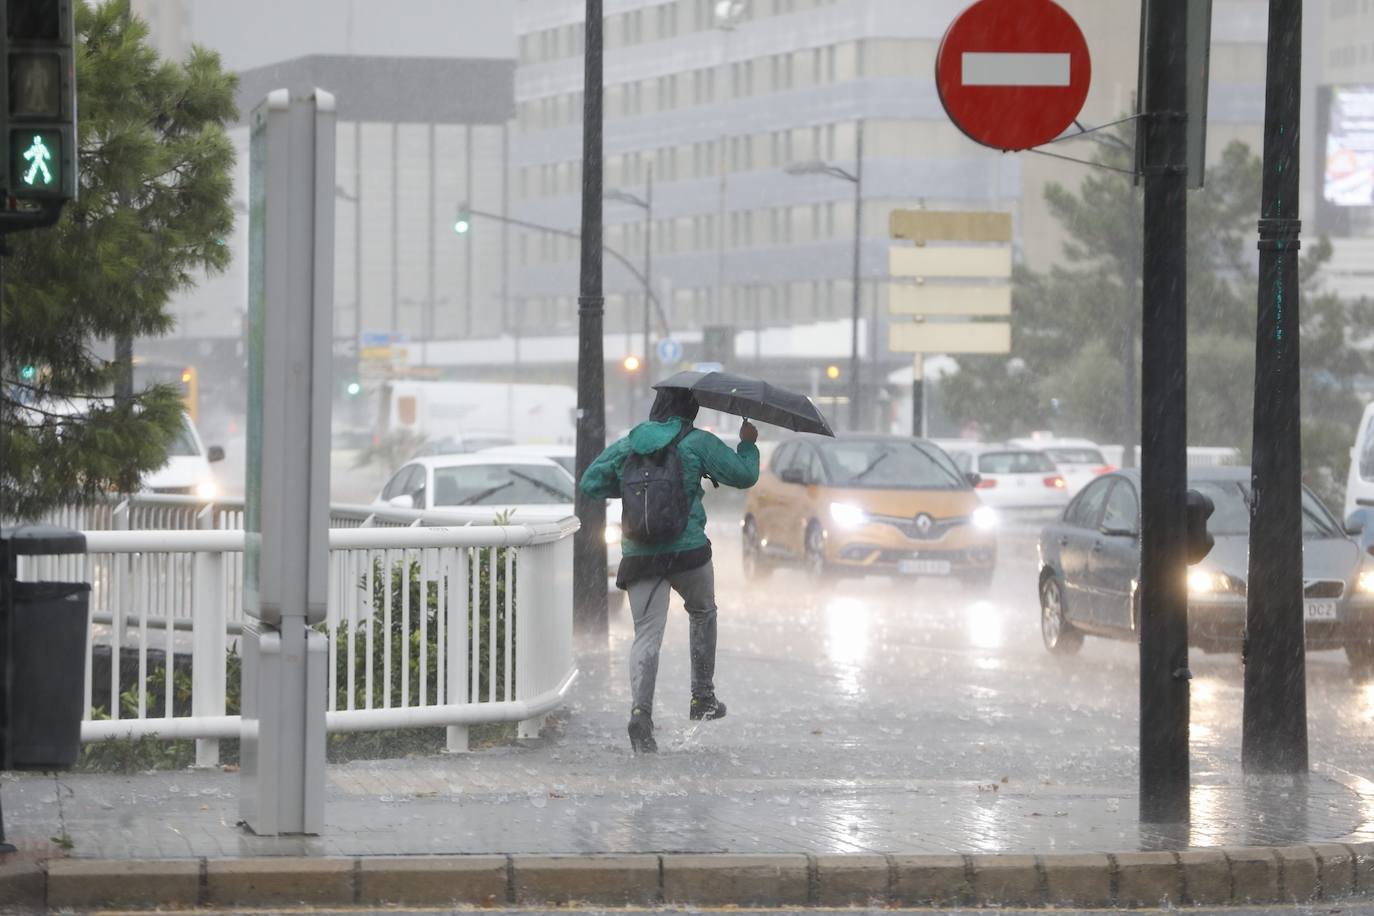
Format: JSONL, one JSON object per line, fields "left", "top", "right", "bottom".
{"left": 207, "top": 445, "right": 225, "bottom": 463}
{"left": 780, "top": 468, "right": 805, "bottom": 485}
{"left": 965, "top": 472, "right": 982, "bottom": 488}
{"left": 1346, "top": 509, "right": 1368, "bottom": 537}
{"left": 388, "top": 494, "right": 415, "bottom": 509}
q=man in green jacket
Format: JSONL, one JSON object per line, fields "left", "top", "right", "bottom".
{"left": 580, "top": 388, "right": 760, "bottom": 753}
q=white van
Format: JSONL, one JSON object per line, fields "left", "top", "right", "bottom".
{"left": 142, "top": 413, "right": 224, "bottom": 500}
{"left": 1346, "top": 401, "right": 1374, "bottom": 524}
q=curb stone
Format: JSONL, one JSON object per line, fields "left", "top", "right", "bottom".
{"left": 8, "top": 844, "right": 1374, "bottom": 909}
{"left": 46, "top": 858, "right": 199, "bottom": 909}
{"left": 512, "top": 854, "right": 659, "bottom": 906}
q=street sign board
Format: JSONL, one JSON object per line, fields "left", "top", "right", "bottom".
{"left": 890, "top": 322, "right": 1011, "bottom": 354}
{"left": 656, "top": 337, "right": 683, "bottom": 365}
{"left": 889, "top": 246, "right": 1012, "bottom": 279}
{"left": 936, "top": 0, "right": 1092, "bottom": 151}
{"left": 890, "top": 210, "right": 1012, "bottom": 244}
{"left": 889, "top": 284, "right": 1012, "bottom": 316}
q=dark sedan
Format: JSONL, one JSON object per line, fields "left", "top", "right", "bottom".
{"left": 1037, "top": 467, "right": 1374, "bottom": 671}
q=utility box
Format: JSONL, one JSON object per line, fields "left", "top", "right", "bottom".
{"left": 0, "top": 526, "right": 89, "bottom": 770}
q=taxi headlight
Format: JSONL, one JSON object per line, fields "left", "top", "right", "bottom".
{"left": 1188, "top": 569, "right": 1218, "bottom": 594}
{"left": 196, "top": 479, "right": 217, "bottom": 501}
{"left": 829, "top": 502, "right": 869, "bottom": 529}
{"left": 971, "top": 505, "right": 998, "bottom": 530}
{"left": 1358, "top": 569, "right": 1374, "bottom": 594}
{"left": 604, "top": 523, "right": 622, "bottom": 546}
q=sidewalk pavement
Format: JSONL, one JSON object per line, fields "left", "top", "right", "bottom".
{"left": 4, "top": 553, "right": 1374, "bottom": 908}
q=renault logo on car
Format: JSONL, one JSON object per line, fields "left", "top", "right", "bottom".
{"left": 915, "top": 513, "right": 934, "bottom": 534}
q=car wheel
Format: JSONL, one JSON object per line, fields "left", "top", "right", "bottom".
{"left": 1040, "top": 574, "right": 1083, "bottom": 656}
{"left": 1346, "top": 641, "right": 1374, "bottom": 677}
{"left": 741, "top": 516, "right": 772, "bottom": 581}
{"left": 804, "top": 522, "right": 830, "bottom": 583}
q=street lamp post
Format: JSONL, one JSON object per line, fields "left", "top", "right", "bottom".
{"left": 605, "top": 165, "right": 654, "bottom": 417}
{"left": 784, "top": 118, "right": 865, "bottom": 431}
{"left": 573, "top": 0, "right": 608, "bottom": 642}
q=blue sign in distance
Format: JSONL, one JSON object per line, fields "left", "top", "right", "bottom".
{"left": 656, "top": 337, "right": 683, "bottom": 365}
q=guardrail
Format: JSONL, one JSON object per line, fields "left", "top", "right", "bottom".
{"left": 17, "top": 518, "right": 577, "bottom": 765}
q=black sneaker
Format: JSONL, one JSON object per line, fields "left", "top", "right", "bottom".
{"left": 689, "top": 695, "right": 727, "bottom": 721}
{"left": 628, "top": 707, "right": 657, "bottom": 753}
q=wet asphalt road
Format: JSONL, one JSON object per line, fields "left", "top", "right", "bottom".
{"left": 6, "top": 515, "right": 1374, "bottom": 858}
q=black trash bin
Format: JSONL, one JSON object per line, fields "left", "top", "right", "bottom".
{"left": 1, "top": 525, "right": 89, "bottom": 771}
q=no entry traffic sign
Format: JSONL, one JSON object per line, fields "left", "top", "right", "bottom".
{"left": 936, "top": 0, "right": 1092, "bottom": 152}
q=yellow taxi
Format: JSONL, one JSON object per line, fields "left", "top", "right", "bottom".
{"left": 742, "top": 435, "right": 998, "bottom": 587}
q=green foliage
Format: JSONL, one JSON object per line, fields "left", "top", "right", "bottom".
{"left": 941, "top": 134, "right": 1372, "bottom": 503}
{"left": 0, "top": 0, "right": 238, "bottom": 518}
{"left": 328, "top": 551, "right": 514, "bottom": 712}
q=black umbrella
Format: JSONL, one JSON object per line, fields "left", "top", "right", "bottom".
{"left": 653, "top": 370, "right": 835, "bottom": 437}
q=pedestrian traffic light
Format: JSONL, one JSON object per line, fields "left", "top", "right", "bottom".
{"left": 453, "top": 203, "right": 471, "bottom": 235}
{"left": 1185, "top": 488, "right": 1215, "bottom": 565}
{"left": 1, "top": 0, "right": 78, "bottom": 201}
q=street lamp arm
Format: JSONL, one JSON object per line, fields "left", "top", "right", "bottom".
{"left": 464, "top": 204, "right": 671, "bottom": 339}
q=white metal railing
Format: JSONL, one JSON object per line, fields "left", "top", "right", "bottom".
{"left": 26, "top": 519, "right": 577, "bottom": 764}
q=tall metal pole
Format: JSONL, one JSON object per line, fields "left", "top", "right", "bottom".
{"left": 1243, "top": 0, "right": 1307, "bottom": 775}
{"left": 573, "top": 0, "right": 609, "bottom": 642}
{"left": 642, "top": 164, "right": 653, "bottom": 413}
{"left": 1137, "top": 0, "right": 1191, "bottom": 824}
{"left": 847, "top": 119, "right": 864, "bottom": 432}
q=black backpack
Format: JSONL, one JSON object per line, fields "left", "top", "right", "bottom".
{"left": 620, "top": 423, "right": 693, "bottom": 545}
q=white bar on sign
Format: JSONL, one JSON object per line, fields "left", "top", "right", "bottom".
{"left": 962, "top": 52, "right": 1071, "bottom": 87}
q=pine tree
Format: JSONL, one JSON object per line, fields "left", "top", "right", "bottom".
{"left": 0, "top": 0, "right": 237, "bottom": 519}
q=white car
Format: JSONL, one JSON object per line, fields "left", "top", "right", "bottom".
{"left": 143, "top": 413, "right": 224, "bottom": 500}
{"left": 950, "top": 445, "right": 1072, "bottom": 511}
{"left": 1009, "top": 437, "right": 1116, "bottom": 496}
{"left": 480, "top": 443, "right": 623, "bottom": 570}
{"left": 1347, "top": 401, "right": 1374, "bottom": 526}
{"left": 374, "top": 454, "right": 576, "bottom": 523}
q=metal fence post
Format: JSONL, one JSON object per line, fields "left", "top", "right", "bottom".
{"left": 192, "top": 507, "right": 226, "bottom": 767}
{"left": 516, "top": 543, "right": 542, "bottom": 739}
{"left": 110, "top": 501, "right": 130, "bottom": 721}
{"left": 446, "top": 547, "right": 469, "bottom": 752}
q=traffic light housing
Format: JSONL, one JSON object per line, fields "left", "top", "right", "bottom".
{"left": 1185, "top": 488, "right": 1215, "bottom": 565}
{"left": 453, "top": 202, "right": 471, "bottom": 235}
{"left": 1, "top": 0, "right": 78, "bottom": 202}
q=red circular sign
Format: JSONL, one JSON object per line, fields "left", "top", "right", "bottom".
{"left": 936, "top": 0, "right": 1092, "bottom": 151}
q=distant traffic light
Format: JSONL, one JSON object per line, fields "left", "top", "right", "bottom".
{"left": 179, "top": 365, "right": 199, "bottom": 423}
{"left": 623, "top": 355, "right": 641, "bottom": 373}
{"left": 826, "top": 365, "right": 841, "bottom": 380}
{"left": 19, "top": 363, "right": 35, "bottom": 381}
{"left": 345, "top": 380, "right": 362, "bottom": 397}
{"left": 2, "top": 0, "right": 78, "bottom": 201}
{"left": 453, "top": 202, "right": 471, "bottom": 235}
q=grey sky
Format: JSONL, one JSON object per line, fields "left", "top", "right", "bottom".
{"left": 180, "top": 0, "right": 515, "bottom": 71}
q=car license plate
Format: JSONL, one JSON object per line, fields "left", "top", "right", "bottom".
{"left": 899, "top": 559, "right": 951, "bottom": 576}
{"left": 1304, "top": 600, "right": 1338, "bottom": 622}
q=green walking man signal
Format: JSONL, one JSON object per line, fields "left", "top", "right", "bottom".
{"left": 1, "top": 0, "right": 79, "bottom": 205}
{"left": 21, "top": 133, "right": 52, "bottom": 185}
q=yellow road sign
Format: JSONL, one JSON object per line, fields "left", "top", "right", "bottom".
{"left": 889, "top": 321, "right": 1011, "bottom": 354}
{"left": 889, "top": 210, "right": 1012, "bottom": 244}
{"left": 889, "top": 284, "right": 1012, "bottom": 316}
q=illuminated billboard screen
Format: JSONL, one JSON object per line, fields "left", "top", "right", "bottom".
{"left": 1324, "top": 85, "right": 1374, "bottom": 208}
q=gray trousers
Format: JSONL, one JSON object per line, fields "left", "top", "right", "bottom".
{"left": 626, "top": 561, "right": 717, "bottom": 715}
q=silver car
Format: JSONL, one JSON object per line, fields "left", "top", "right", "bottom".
{"left": 1037, "top": 467, "right": 1374, "bottom": 672}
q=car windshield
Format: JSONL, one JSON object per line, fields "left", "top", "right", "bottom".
{"left": 552, "top": 456, "right": 575, "bottom": 475}
{"left": 818, "top": 440, "right": 966, "bottom": 489}
{"left": 432, "top": 464, "right": 574, "bottom": 506}
{"left": 1188, "top": 479, "right": 1343, "bottom": 539}
{"left": 978, "top": 450, "right": 1056, "bottom": 474}
{"left": 166, "top": 421, "right": 201, "bottom": 457}
{"left": 1046, "top": 448, "right": 1106, "bottom": 465}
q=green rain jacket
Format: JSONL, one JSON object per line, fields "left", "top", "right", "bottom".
{"left": 579, "top": 417, "right": 760, "bottom": 558}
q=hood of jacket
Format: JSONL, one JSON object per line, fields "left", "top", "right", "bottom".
{"left": 626, "top": 417, "right": 689, "bottom": 455}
